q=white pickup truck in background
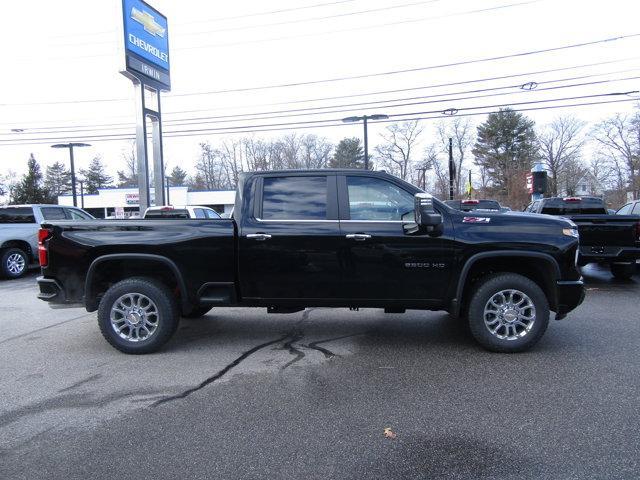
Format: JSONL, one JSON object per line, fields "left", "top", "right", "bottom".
{"left": 0, "top": 204, "right": 94, "bottom": 279}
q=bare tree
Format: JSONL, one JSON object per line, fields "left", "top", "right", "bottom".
{"left": 538, "top": 116, "right": 585, "bottom": 196}
{"left": 375, "top": 121, "right": 424, "bottom": 180}
{"left": 436, "top": 118, "right": 474, "bottom": 195}
{"left": 591, "top": 112, "right": 640, "bottom": 199}
{"left": 195, "top": 142, "right": 227, "bottom": 190}
{"left": 422, "top": 144, "right": 448, "bottom": 199}
{"left": 219, "top": 139, "right": 244, "bottom": 188}
{"left": 299, "top": 134, "right": 333, "bottom": 169}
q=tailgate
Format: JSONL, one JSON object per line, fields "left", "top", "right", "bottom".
{"left": 571, "top": 215, "right": 639, "bottom": 247}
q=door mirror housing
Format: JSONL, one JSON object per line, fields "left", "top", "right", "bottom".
{"left": 414, "top": 193, "right": 443, "bottom": 236}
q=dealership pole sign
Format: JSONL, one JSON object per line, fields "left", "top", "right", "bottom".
{"left": 121, "top": 0, "right": 170, "bottom": 90}
{"left": 120, "top": 0, "right": 169, "bottom": 211}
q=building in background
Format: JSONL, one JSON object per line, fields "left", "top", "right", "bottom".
{"left": 57, "top": 187, "right": 235, "bottom": 218}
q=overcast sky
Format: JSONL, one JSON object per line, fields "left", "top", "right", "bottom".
{"left": 1, "top": 0, "right": 640, "bottom": 184}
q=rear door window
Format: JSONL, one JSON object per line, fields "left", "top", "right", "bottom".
{"left": 41, "top": 207, "right": 67, "bottom": 220}
{"left": 205, "top": 209, "right": 220, "bottom": 219}
{"left": 194, "top": 208, "right": 207, "bottom": 219}
{"left": 632, "top": 203, "right": 640, "bottom": 215}
{"left": 0, "top": 207, "right": 35, "bottom": 223}
{"left": 262, "top": 176, "right": 327, "bottom": 220}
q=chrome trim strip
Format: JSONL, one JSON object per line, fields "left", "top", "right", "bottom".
{"left": 255, "top": 218, "right": 338, "bottom": 223}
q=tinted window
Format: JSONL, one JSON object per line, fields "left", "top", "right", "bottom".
{"left": 347, "top": 176, "right": 414, "bottom": 221}
{"left": 617, "top": 203, "right": 633, "bottom": 215}
{"left": 540, "top": 198, "right": 607, "bottom": 215}
{"left": 632, "top": 203, "right": 640, "bottom": 215}
{"left": 0, "top": 207, "right": 35, "bottom": 224}
{"left": 66, "top": 208, "right": 92, "bottom": 220}
{"left": 262, "top": 176, "right": 327, "bottom": 220}
{"left": 205, "top": 209, "right": 220, "bottom": 219}
{"left": 145, "top": 209, "right": 190, "bottom": 219}
{"left": 194, "top": 208, "right": 207, "bottom": 219}
{"left": 41, "top": 207, "right": 67, "bottom": 220}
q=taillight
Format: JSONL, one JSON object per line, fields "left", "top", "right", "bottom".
{"left": 462, "top": 200, "right": 479, "bottom": 204}
{"left": 563, "top": 197, "right": 581, "bottom": 202}
{"left": 38, "top": 228, "right": 52, "bottom": 267}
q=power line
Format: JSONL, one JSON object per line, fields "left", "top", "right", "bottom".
{"left": 169, "top": 32, "right": 640, "bottom": 95}
{"left": 180, "top": 0, "right": 361, "bottom": 26}
{"left": 180, "top": 0, "right": 443, "bottom": 36}
{"left": 4, "top": 72, "right": 638, "bottom": 137}
{"left": 1, "top": 97, "right": 635, "bottom": 146}
{"left": 5, "top": 34, "right": 639, "bottom": 107}
{"left": 1, "top": 91, "right": 634, "bottom": 145}
{"left": 4, "top": 57, "right": 638, "bottom": 131}
{"left": 175, "top": 0, "right": 543, "bottom": 50}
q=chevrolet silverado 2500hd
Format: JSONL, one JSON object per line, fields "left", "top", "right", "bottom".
{"left": 37, "top": 170, "right": 585, "bottom": 354}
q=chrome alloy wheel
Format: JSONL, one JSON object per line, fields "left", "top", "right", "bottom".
{"left": 110, "top": 293, "right": 159, "bottom": 342}
{"left": 483, "top": 289, "right": 536, "bottom": 341}
{"left": 6, "top": 253, "right": 26, "bottom": 275}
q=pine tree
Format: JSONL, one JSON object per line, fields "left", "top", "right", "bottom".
{"left": 329, "top": 138, "right": 365, "bottom": 169}
{"left": 80, "top": 157, "right": 113, "bottom": 194}
{"left": 168, "top": 166, "right": 188, "bottom": 186}
{"left": 11, "top": 154, "right": 52, "bottom": 204}
{"left": 44, "top": 161, "right": 72, "bottom": 199}
{"left": 473, "top": 108, "right": 538, "bottom": 190}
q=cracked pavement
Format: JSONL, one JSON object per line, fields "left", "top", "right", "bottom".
{"left": 1, "top": 264, "right": 640, "bottom": 479}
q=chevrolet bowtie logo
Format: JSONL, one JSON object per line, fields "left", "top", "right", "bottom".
{"left": 131, "top": 7, "right": 165, "bottom": 38}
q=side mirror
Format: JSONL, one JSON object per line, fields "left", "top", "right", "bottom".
{"left": 414, "top": 193, "right": 443, "bottom": 236}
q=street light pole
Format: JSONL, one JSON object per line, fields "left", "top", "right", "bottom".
{"left": 79, "top": 180, "right": 85, "bottom": 208}
{"left": 51, "top": 142, "right": 91, "bottom": 207}
{"left": 342, "top": 114, "right": 389, "bottom": 170}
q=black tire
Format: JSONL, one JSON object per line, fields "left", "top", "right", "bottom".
{"left": 610, "top": 263, "right": 635, "bottom": 280}
{"left": 467, "top": 273, "right": 549, "bottom": 353}
{"left": 97, "top": 277, "right": 179, "bottom": 354}
{"left": 1, "top": 248, "right": 29, "bottom": 279}
{"left": 182, "top": 305, "right": 213, "bottom": 319}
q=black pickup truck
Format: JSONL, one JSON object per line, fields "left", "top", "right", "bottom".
{"left": 526, "top": 196, "right": 640, "bottom": 279}
{"left": 37, "top": 170, "right": 585, "bottom": 354}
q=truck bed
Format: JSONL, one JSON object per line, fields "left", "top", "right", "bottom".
{"left": 40, "top": 219, "right": 236, "bottom": 307}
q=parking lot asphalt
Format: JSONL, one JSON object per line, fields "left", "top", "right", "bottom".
{"left": 1, "top": 265, "right": 639, "bottom": 480}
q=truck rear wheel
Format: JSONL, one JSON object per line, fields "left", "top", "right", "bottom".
{"left": 610, "top": 262, "right": 635, "bottom": 280}
{"left": 1, "top": 248, "right": 28, "bottom": 279}
{"left": 467, "top": 273, "right": 549, "bottom": 353}
{"left": 97, "top": 277, "right": 179, "bottom": 354}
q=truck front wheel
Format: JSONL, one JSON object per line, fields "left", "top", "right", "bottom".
{"left": 467, "top": 273, "right": 549, "bottom": 353}
{"left": 97, "top": 277, "right": 179, "bottom": 354}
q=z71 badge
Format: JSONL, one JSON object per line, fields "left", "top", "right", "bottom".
{"left": 463, "top": 216, "right": 491, "bottom": 223}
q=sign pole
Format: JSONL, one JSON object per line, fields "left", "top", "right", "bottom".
{"left": 120, "top": 0, "right": 171, "bottom": 213}
{"left": 134, "top": 80, "right": 151, "bottom": 212}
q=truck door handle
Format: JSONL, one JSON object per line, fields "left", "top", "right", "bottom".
{"left": 247, "top": 233, "right": 272, "bottom": 241}
{"left": 345, "top": 233, "right": 371, "bottom": 241}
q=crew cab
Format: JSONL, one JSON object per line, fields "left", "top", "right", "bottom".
{"left": 37, "top": 170, "right": 585, "bottom": 354}
{"left": 526, "top": 196, "right": 640, "bottom": 279}
{"left": 0, "top": 204, "right": 93, "bottom": 279}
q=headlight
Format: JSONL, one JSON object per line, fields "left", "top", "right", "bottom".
{"left": 563, "top": 227, "right": 579, "bottom": 238}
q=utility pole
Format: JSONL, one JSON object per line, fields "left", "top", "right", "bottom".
{"left": 448, "top": 137, "right": 455, "bottom": 200}
{"left": 342, "top": 114, "right": 390, "bottom": 170}
{"left": 51, "top": 142, "right": 91, "bottom": 207}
